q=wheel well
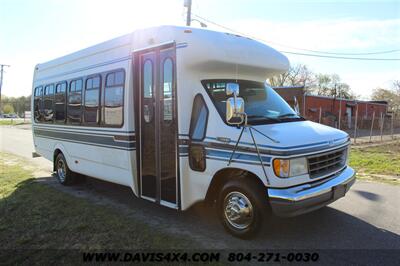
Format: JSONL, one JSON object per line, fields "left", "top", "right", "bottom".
{"left": 53, "top": 149, "right": 62, "bottom": 171}
{"left": 205, "top": 168, "right": 265, "bottom": 206}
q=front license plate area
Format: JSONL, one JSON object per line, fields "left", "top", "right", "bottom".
{"left": 332, "top": 185, "right": 346, "bottom": 200}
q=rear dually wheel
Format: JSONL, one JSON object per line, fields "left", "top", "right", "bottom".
{"left": 55, "top": 153, "right": 76, "bottom": 185}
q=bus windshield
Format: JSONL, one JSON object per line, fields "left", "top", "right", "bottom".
{"left": 202, "top": 79, "right": 302, "bottom": 125}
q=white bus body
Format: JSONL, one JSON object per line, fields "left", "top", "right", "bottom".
{"left": 32, "top": 26, "right": 355, "bottom": 238}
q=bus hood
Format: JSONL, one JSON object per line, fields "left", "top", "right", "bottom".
{"left": 247, "top": 120, "right": 349, "bottom": 155}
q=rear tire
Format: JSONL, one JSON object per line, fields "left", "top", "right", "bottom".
{"left": 218, "top": 178, "right": 268, "bottom": 239}
{"left": 55, "top": 153, "right": 75, "bottom": 185}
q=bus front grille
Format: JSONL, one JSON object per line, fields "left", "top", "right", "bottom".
{"left": 307, "top": 148, "right": 347, "bottom": 178}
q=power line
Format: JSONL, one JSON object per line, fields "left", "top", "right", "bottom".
{"left": 281, "top": 48, "right": 400, "bottom": 56}
{"left": 280, "top": 51, "right": 400, "bottom": 61}
{"left": 191, "top": 13, "right": 400, "bottom": 60}
{"left": 192, "top": 13, "right": 400, "bottom": 57}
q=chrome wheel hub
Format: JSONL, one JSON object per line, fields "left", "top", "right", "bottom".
{"left": 57, "top": 159, "right": 66, "bottom": 182}
{"left": 224, "top": 191, "right": 254, "bottom": 230}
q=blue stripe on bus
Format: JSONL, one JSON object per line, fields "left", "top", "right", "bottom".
{"left": 206, "top": 156, "right": 270, "bottom": 166}
{"left": 179, "top": 146, "right": 271, "bottom": 164}
{"left": 204, "top": 136, "right": 348, "bottom": 150}
{"left": 33, "top": 125, "right": 135, "bottom": 134}
{"left": 34, "top": 128, "right": 135, "bottom": 149}
{"left": 207, "top": 149, "right": 271, "bottom": 163}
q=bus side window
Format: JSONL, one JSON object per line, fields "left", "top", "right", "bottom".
{"left": 188, "top": 94, "right": 209, "bottom": 171}
{"left": 55, "top": 82, "right": 67, "bottom": 123}
{"left": 162, "top": 58, "right": 173, "bottom": 122}
{"left": 189, "top": 94, "right": 209, "bottom": 140}
{"left": 104, "top": 70, "right": 124, "bottom": 127}
{"left": 84, "top": 75, "right": 101, "bottom": 125}
{"left": 43, "top": 84, "right": 55, "bottom": 123}
{"left": 34, "top": 86, "right": 43, "bottom": 123}
{"left": 68, "top": 79, "right": 82, "bottom": 124}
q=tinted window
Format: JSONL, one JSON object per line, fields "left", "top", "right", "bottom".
{"left": 143, "top": 60, "right": 153, "bottom": 98}
{"left": 162, "top": 58, "right": 173, "bottom": 122}
{"left": 84, "top": 76, "right": 101, "bottom": 124}
{"left": 43, "top": 84, "right": 54, "bottom": 122}
{"left": 115, "top": 71, "right": 124, "bottom": 85}
{"left": 76, "top": 79, "right": 82, "bottom": 92}
{"left": 104, "top": 70, "right": 124, "bottom": 126}
{"left": 106, "top": 73, "right": 114, "bottom": 86}
{"left": 68, "top": 79, "right": 82, "bottom": 124}
{"left": 189, "top": 94, "right": 209, "bottom": 141}
{"left": 34, "top": 86, "right": 43, "bottom": 122}
{"left": 203, "top": 80, "right": 300, "bottom": 125}
{"left": 70, "top": 81, "right": 76, "bottom": 92}
{"left": 188, "top": 95, "right": 208, "bottom": 171}
{"left": 44, "top": 84, "right": 54, "bottom": 95}
{"left": 55, "top": 82, "right": 67, "bottom": 123}
{"left": 56, "top": 82, "right": 66, "bottom": 93}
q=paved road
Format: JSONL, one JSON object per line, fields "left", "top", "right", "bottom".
{"left": 1, "top": 125, "right": 399, "bottom": 256}
{"left": 0, "top": 124, "right": 51, "bottom": 171}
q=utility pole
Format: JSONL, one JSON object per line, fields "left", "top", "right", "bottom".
{"left": 0, "top": 64, "right": 11, "bottom": 113}
{"left": 184, "top": 0, "right": 192, "bottom": 26}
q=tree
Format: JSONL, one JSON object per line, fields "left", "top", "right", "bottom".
{"left": 2, "top": 103, "right": 14, "bottom": 114}
{"left": 336, "top": 83, "right": 357, "bottom": 99}
{"left": 310, "top": 73, "right": 355, "bottom": 99}
{"left": 392, "top": 80, "right": 400, "bottom": 94}
{"left": 269, "top": 64, "right": 355, "bottom": 99}
{"left": 371, "top": 86, "right": 400, "bottom": 114}
{"left": 0, "top": 95, "right": 31, "bottom": 116}
{"left": 314, "top": 74, "right": 332, "bottom": 96}
{"left": 269, "top": 64, "right": 315, "bottom": 89}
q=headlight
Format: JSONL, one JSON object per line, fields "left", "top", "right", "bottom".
{"left": 273, "top": 157, "right": 308, "bottom": 178}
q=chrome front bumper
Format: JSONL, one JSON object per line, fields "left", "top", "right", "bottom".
{"left": 268, "top": 166, "right": 356, "bottom": 217}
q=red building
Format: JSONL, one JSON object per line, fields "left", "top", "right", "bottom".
{"left": 274, "top": 86, "right": 388, "bottom": 129}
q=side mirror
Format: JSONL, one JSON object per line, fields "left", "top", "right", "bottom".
{"left": 226, "top": 83, "right": 240, "bottom": 96}
{"left": 226, "top": 97, "right": 245, "bottom": 125}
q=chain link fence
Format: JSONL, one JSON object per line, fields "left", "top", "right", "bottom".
{"left": 305, "top": 108, "right": 399, "bottom": 144}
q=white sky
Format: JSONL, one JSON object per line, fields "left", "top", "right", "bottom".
{"left": 0, "top": 0, "right": 399, "bottom": 99}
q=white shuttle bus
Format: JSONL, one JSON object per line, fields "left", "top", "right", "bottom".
{"left": 32, "top": 26, "right": 355, "bottom": 238}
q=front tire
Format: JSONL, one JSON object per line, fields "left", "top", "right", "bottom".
{"left": 55, "top": 153, "right": 75, "bottom": 185}
{"left": 218, "top": 179, "right": 268, "bottom": 239}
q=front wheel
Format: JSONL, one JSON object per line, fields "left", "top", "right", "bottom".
{"left": 218, "top": 179, "right": 268, "bottom": 239}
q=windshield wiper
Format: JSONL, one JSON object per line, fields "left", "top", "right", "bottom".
{"left": 277, "top": 113, "right": 297, "bottom": 119}
{"left": 247, "top": 115, "right": 280, "bottom": 121}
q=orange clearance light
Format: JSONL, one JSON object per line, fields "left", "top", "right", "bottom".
{"left": 273, "top": 159, "right": 281, "bottom": 176}
{"left": 273, "top": 159, "right": 290, "bottom": 178}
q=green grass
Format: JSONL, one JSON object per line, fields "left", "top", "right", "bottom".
{"left": 0, "top": 119, "right": 28, "bottom": 126}
{"left": 0, "top": 153, "right": 195, "bottom": 264}
{"left": 349, "top": 142, "right": 400, "bottom": 184}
